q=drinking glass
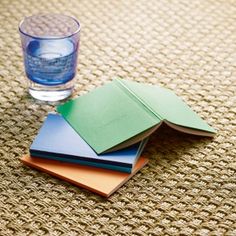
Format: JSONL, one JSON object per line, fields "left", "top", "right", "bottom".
{"left": 19, "top": 14, "right": 80, "bottom": 101}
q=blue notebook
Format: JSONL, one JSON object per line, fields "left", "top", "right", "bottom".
{"left": 30, "top": 114, "right": 147, "bottom": 173}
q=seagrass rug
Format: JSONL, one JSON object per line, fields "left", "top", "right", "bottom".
{"left": 0, "top": 0, "right": 235, "bottom": 235}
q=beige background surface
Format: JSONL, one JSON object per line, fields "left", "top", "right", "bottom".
{"left": 0, "top": 0, "right": 235, "bottom": 235}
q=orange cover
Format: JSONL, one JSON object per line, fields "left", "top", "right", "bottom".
{"left": 21, "top": 155, "right": 148, "bottom": 197}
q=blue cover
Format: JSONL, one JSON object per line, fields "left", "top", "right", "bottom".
{"left": 30, "top": 114, "right": 147, "bottom": 173}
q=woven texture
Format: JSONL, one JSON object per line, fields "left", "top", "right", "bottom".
{"left": 0, "top": 0, "right": 236, "bottom": 235}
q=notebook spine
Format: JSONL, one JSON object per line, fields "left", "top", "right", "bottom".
{"left": 114, "top": 79, "right": 163, "bottom": 120}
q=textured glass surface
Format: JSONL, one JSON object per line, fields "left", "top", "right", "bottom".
{"left": 19, "top": 14, "right": 80, "bottom": 101}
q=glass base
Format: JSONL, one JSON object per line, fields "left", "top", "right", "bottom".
{"left": 28, "top": 79, "right": 74, "bottom": 102}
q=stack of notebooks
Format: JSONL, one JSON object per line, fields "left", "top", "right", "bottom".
{"left": 21, "top": 79, "right": 216, "bottom": 197}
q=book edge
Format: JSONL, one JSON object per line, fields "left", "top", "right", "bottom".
{"left": 21, "top": 155, "right": 149, "bottom": 198}
{"left": 164, "top": 120, "right": 216, "bottom": 136}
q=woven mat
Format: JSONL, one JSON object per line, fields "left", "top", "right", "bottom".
{"left": 0, "top": 0, "right": 236, "bottom": 235}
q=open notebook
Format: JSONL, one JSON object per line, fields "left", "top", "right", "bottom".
{"left": 21, "top": 155, "right": 148, "bottom": 197}
{"left": 58, "top": 79, "right": 216, "bottom": 154}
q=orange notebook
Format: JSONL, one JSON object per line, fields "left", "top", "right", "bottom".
{"left": 21, "top": 155, "right": 148, "bottom": 197}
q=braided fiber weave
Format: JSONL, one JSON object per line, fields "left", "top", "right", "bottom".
{"left": 0, "top": 0, "right": 236, "bottom": 235}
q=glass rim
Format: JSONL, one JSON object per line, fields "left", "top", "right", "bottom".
{"left": 19, "top": 14, "right": 81, "bottom": 40}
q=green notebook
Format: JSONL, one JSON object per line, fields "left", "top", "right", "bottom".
{"left": 57, "top": 79, "right": 216, "bottom": 154}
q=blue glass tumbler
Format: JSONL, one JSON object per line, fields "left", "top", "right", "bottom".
{"left": 19, "top": 14, "right": 80, "bottom": 101}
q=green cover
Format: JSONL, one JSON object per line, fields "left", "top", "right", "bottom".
{"left": 118, "top": 79, "right": 215, "bottom": 132}
{"left": 57, "top": 79, "right": 215, "bottom": 154}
